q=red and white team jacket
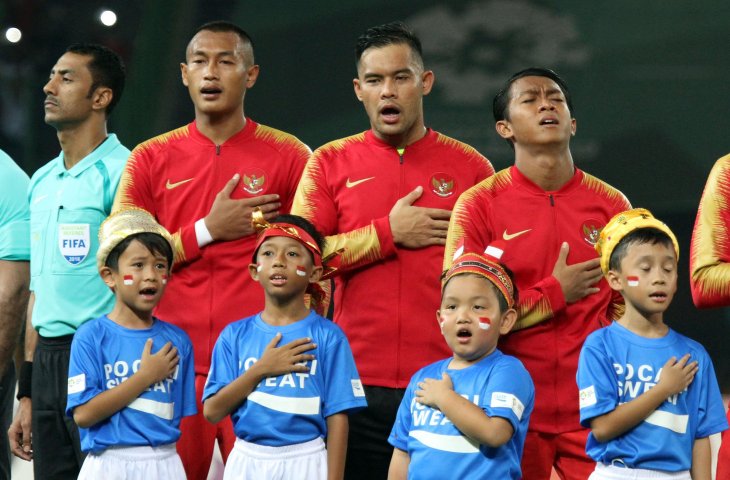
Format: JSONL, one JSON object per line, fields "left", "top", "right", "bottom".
{"left": 445, "top": 166, "right": 630, "bottom": 433}
{"left": 690, "top": 153, "right": 730, "bottom": 308}
{"left": 293, "top": 129, "right": 494, "bottom": 388}
{"left": 114, "top": 119, "right": 310, "bottom": 374}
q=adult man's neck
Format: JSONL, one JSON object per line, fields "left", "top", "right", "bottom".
{"left": 374, "top": 123, "right": 427, "bottom": 150}
{"left": 56, "top": 119, "right": 109, "bottom": 170}
{"left": 514, "top": 145, "right": 575, "bottom": 191}
{"left": 195, "top": 111, "right": 246, "bottom": 146}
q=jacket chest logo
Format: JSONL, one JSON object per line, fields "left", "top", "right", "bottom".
{"left": 242, "top": 168, "right": 267, "bottom": 195}
{"left": 581, "top": 219, "right": 603, "bottom": 246}
{"left": 430, "top": 172, "right": 456, "bottom": 198}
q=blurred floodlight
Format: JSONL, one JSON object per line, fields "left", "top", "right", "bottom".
{"left": 5, "top": 27, "right": 21, "bottom": 43}
{"left": 100, "top": 10, "right": 117, "bottom": 27}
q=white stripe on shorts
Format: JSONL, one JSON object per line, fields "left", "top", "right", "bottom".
{"left": 589, "top": 463, "right": 691, "bottom": 480}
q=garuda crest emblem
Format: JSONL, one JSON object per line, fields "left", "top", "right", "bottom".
{"left": 242, "top": 171, "right": 266, "bottom": 195}
{"left": 430, "top": 173, "right": 456, "bottom": 198}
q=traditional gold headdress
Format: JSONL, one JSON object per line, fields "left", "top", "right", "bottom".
{"left": 97, "top": 208, "right": 173, "bottom": 270}
{"left": 595, "top": 208, "right": 679, "bottom": 274}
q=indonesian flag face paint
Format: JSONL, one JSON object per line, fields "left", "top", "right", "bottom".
{"left": 161, "top": 274, "right": 168, "bottom": 285}
{"left": 296, "top": 265, "right": 307, "bottom": 277}
{"left": 478, "top": 317, "right": 492, "bottom": 330}
{"left": 256, "top": 264, "right": 263, "bottom": 273}
{"left": 627, "top": 276, "right": 640, "bottom": 287}
{"left": 123, "top": 275, "right": 134, "bottom": 286}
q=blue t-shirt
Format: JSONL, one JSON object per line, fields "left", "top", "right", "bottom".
{"left": 389, "top": 351, "right": 534, "bottom": 480}
{"left": 0, "top": 149, "right": 30, "bottom": 261}
{"left": 577, "top": 322, "right": 728, "bottom": 471}
{"left": 66, "top": 315, "right": 197, "bottom": 454}
{"left": 29, "top": 134, "right": 129, "bottom": 336}
{"left": 203, "top": 311, "right": 367, "bottom": 447}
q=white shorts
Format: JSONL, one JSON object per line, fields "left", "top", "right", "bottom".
{"left": 589, "top": 462, "right": 691, "bottom": 480}
{"left": 78, "top": 443, "right": 186, "bottom": 480}
{"left": 224, "top": 437, "right": 327, "bottom": 480}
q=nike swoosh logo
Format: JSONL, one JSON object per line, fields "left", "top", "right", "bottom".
{"left": 503, "top": 228, "right": 532, "bottom": 241}
{"left": 346, "top": 176, "right": 375, "bottom": 188}
{"left": 166, "top": 178, "right": 194, "bottom": 190}
{"left": 33, "top": 194, "right": 48, "bottom": 205}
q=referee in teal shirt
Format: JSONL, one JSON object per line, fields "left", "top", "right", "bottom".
{"left": 8, "top": 43, "right": 129, "bottom": 480}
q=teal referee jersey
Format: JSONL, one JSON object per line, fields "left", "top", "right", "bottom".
{"left": 28, "top": 134, "right": 129, "bottom": 337}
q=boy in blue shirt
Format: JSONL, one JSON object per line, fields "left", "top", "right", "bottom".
{"left": 388, "top": 250, "right": 534, "bottom": 479}
{"left": 578, "top": 208, "right": 728, "bottom": 479}
{"left": 203, "top": 212, "right": 367, "bottom": 480}
{"left": 66, "top": 208, "right": 197, "bottom": 479}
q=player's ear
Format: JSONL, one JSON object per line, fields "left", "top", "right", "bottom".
{"left": 496, "top": 120, "right": 513, "bottom": 140}
{"left": 421, "top": 70, "right": 435, "bottom": 95}
{"left": 499, "top": 308, "right": 518, "bottom": 335}
{"left": 249, "top": 263, "right": 261, "bottom": 281}
{"left": 245, "top": 64, "right": 260, "bottom": 88}
{"left": 606, "top": 270, "right": 622, "bottom": 291}
{"left": 435, "top": 310, "right": 445, "bottom": 333}
{"left": 353, "top": 78, "right": 363, "bottom": 102}
{"left": 309, "top": 265, "right": 323, "bottom": 283}
{"left": 180, "top": 62, "right": 189, "bottom": 87}
{"left": 99, "top": 266, "right": 116, "bottom": 290}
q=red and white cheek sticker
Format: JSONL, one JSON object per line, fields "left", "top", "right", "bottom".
{"left": 123, "top": 275, "right": 133, "bottom": 286}
{"left": 478, "top": 317, "right": 492, "bottom": 330}
{"left": 296, "top": 265, "right": 307, "bottom": 277}
{"left": 256, "top": 264, "right": 263, "bottom": 272}
{"left": 627, "top": 276, "right": 639, "bottom": 287}
{"left": 161, "top": 274, "right": 168, "bottom": 285}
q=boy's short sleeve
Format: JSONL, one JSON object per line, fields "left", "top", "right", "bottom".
{"left": 577, "top": 338, "right": 618, "bottom": 428}
{"left": 388, "top": 377, "right": 416, "bottom": 451}
{"left": 695, "top": 350, "right": 729, "bottom": 438}
{"left": 481, "top": 358, "right": 534, "bottom": 433}
{"left": 322, "top": 334, "right": 368, "bottom": 417}
{"left": 180, "top": 334, "right": 198, "bottom": 417}
{"left": 202, "top": 326, "right": 238, "bottom": 402}
{"left": 66, "top": 326, "right": 103, "bottom": 417}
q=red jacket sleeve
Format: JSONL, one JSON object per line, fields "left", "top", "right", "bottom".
{"left": 113, "top": 143, "right": 202, "bottom": 265}
{"left": 292, "top": 149, "right": 397, "bottom": 273}
{"left": 690, "top": 154, "right": 730, "bottom": 308}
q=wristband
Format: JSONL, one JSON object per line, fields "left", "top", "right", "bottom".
{"left": 16, "top": 361, "right": 32, "bottom": 400}
{"left": 195, "top": 218, "right": 214, "bottom": 248}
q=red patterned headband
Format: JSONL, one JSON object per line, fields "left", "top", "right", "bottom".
{"left": 442, "top": 252, "right": 515, "bottom": 308}
{"left": 252, "top": 210, "right": 322, "bottom": 266}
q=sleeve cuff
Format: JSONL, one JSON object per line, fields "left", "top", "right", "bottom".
{"left": 195, "top": 218, "right": 214, "bottom": 248}
{"left": 373, "top": 216, "right": 397, "bottom": 258}
{"left": 542, "top": 275, "right": 567, "bottom": 313}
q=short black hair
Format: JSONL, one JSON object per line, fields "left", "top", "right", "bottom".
{"left": 65, "top": 43, "right": 125, "bottom": 116}
{"left": 493, "top": 67, "right": 573, "bottom": 121}
{"left": 608, "top": 228, "right": 676, "bottom": 272}
{"left": 355, "top": 21, "right": 423, "bottom": 69}
{"left": 252, "top": 215, "right": 326, "bottom": 263}
{"left": 105, "top": 232, "right": 173, "bottom": 272}
{"left": 192, "top": 20, "right": 255, "bottom": 63}
{"left": 442, "top": 265, "right": 519, "bottom": 313}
